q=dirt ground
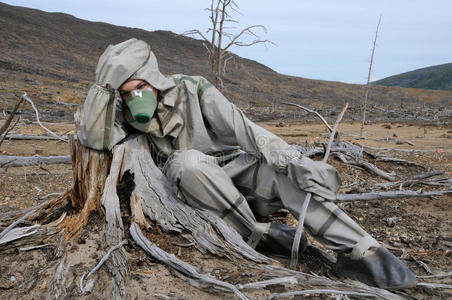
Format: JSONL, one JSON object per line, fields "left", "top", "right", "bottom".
{"left": 0, "top": 120, "right": 451, "bottom": 299}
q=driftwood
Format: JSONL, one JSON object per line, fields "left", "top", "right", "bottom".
{"left": 0, "top": 155, "right": 71, "bottom": 167}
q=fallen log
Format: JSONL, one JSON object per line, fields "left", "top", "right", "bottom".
{"left": 0, "top": 155, "right": 71, "bottom": 167}
{"left": 4, "top": 134, "right": 63, "bottom": 140}
{"left": 376, "top": 157, "right": 424, "bottom": 167}
{"left": 334, "top": 152, "right": 397, "bottom": 182}
{"left": 336, "top": 189, "right": 452, "bottom": 201}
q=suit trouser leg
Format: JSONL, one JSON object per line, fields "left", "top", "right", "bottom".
{"left": 222, "top": 153, "right": 380, "bottom": 254}
{"left": 222, "top": 152, "right": 416, "bottom": 289}
{"left": 164, "top": 149, "right": 270, "bottom": 242}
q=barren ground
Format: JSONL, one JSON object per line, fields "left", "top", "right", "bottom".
{"left": 0, "top": 120, "right": 451, "bottom": 299}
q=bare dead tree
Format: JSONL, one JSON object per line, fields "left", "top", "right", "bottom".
{"left": 360, "top": 15, "right": 381, "bottom": 139}
{"left": 184, "top": 0, "right": 272, "bottom": 89}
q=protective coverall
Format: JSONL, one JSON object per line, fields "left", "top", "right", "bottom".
{"left": 77, "top": 38, "right": 416, "bottom": 289}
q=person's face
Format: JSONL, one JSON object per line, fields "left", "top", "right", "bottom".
{"left": 119, "top": 79, "right": 157, "bottom": 100}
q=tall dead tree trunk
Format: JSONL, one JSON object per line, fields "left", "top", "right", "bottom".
{"left": 360, "top": 15, "right": 381, "bottom": 139}
{"left": 184, "top": 0, "right": 271, "bottom": 90}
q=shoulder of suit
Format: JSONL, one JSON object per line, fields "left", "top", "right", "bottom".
{"left": 170, "top": 74, "right": 213, "bottom": 98}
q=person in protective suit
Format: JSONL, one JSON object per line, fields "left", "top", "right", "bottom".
{"left": 78, "top": 38, "right": 417, "bottom": 290}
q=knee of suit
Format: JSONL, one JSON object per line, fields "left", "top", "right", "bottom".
{"left": 167, "top": 149, "right": 217, "bottom": 180}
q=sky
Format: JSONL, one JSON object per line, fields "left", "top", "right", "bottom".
{"left": 2, "top": 0, "right": 452, "bottom": 84}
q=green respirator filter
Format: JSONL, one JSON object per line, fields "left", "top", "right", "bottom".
{"left": 125, "top": 89, "right": 158, "bottom": 124}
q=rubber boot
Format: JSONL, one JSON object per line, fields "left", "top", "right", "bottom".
{"left": 336, "top": 246, "right": 417, "bottom": 290}
{"left": 257, "top": 223, "right": 308, "bottom": 257}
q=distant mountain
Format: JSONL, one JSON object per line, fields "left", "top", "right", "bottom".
{"left": 1, "top": 2, "right": 452, "bottom": 123}
{"left": 374, "top": 63, "right": 452, "bottom": 91}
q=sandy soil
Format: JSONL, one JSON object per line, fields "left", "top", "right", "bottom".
{"left": 0, "top": 121, "right": 451, "bottom": 299}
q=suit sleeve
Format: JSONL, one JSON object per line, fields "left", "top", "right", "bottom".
{"left": 77, "top": 84, "right": 127, "bottom": 151}
{"left": 199, "top": 80, "right": 299, "bottom": 173}
{"left": 199, "top": 79, "right": 341, "bottom": 200}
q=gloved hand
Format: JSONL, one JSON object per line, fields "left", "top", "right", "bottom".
{"left": 287, "top": 156, "right": 341, "bottom": 201}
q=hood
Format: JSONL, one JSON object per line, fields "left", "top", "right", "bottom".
{"left": 95, "top": 38, "right": 175, "bottom": 91}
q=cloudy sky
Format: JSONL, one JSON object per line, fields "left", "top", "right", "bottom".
{"left": 3, "top": 0, "right": 452, "bottom": 83}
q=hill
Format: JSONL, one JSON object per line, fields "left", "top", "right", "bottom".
{"left": 374, "top": 63, "right": 452, "bottom": 91}
{"left": 1, "top": 2, "right": 452, "bottom": 123}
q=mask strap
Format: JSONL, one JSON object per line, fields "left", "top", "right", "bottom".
{"left": 103, "top": 84, "right": 116, "bottom": 150}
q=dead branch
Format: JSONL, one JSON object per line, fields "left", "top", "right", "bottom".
{"left": 334, "top": 152, "right": 396, "bottom": 181}
{"left": 79, "top": 240, "right": 128, "bottom": 294}
{"left": 3, "top": 134, "right": 63, "bottom": 140}
{"left": 20, "top": 92, "right": 67, "bottom": 142}
{"left": 281, "top": 102, "right": 333, "bottom": 132}
{"left": 0, "top": 97, "right": 24, "bottom": 147}
{"left": 55, "top": 97, "right": 79, "bottom": 107}
{"left": 360, "top": 144, "right": 440, "bottom": 153}
{"left": 376, "top": 157, "right": 423, "bottom": 167}
{"left": 38, "top": 192, "right": 63, "bottom": 201}
{"left": 336, "top": 189, "right": 452, "bottom": 201}
{"left": 0, "top": 215, "right": 63, "bottom": 250}
{"left": 416, "top": 282, "right": 452, "bottom": 289}
{"left": 372, "top": 171, "right": 450, "bottom": 191}
{"left": 411, "top": 171, "right": 445, "bottom": 180}
{"left": 130, "top": 223, "right": 250, "bottom": 300}
{"left": 417, "top": 271, "right": 452, "bottom": 279}
{"left": 0, "top": 200, "right": 50, "bottom": 241}
{"left": 252, "top": 265, "right": 403, "bottom": 300}
{"left": 184, "top": 0, "right": 271, "bottom": 88}
{"left": 268, "top": 289, "right": 376, "bottom": 299}
{"left": 0, "top": 115, "right": 21, "bottom": 147}
{"left": 47, "top": 256, "right": 72, "bottom": 299}
{"left": 0, "top": 155, "right": 71, "bottom": 167}
{"left": 19, "top": 243, "right": 52, "bottom": 251}
{"left": 290, "top": 103, "right": 348, "bottom": 269}
{"left": 0, "top": 97, "right": 24, "bottom": 136}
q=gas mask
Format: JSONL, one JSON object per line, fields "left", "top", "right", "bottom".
{"left": 124, "top": 88, "right": 157, "bottom": 123}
